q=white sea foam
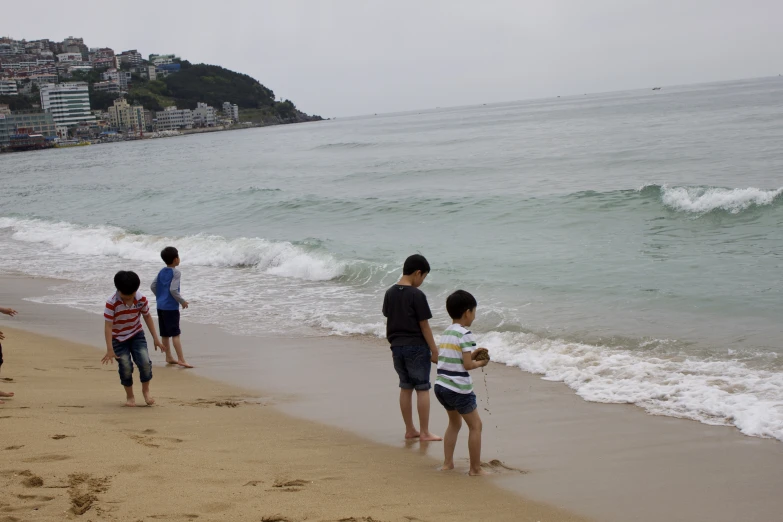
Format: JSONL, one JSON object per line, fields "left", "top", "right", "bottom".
{"left": 659, "top": 185, "right": 783, "bottom": 214}
{"left": 480, "top": 331, "right": 783, "bottom": 440}
{"left": 0, "top": 217, "right": 343, "bottom": 281}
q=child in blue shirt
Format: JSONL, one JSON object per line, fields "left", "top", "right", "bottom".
{"left": 151, "top": 246, "right": 192, "bottom": 368}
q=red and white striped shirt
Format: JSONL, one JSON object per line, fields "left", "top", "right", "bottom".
{"left": 104, "top": 292, "right": 150, "bottom": 341}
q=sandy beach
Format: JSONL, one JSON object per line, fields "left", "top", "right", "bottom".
{"left": 3, "top": 275, "right": 783, "bottom": 522}
{"left": 0, "top": 325, "right": 587, "bottom": 522}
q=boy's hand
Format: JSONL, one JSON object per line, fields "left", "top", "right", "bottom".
{"left": 430, "top": 351, "right": 439, "bottom": 364}
{"left": 102, "top": 351, "right": 118, "bottom": 364}
{"left": 0, "top": 307, "right": 17, "bottom": 317}
{"left": 154, "top": 339, "right": 166, "bottom": 352}
{"left": 181, "top": 301, "right": 189, "bottom": 309}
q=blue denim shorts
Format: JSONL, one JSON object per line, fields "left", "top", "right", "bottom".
{"left": 112, "top": 332, "right": 152, "bottom": 387}
{"left": 391, "top": 345, "right": 432, "bottom": 391}
{"left": 434, "top": 384, "right": 477, "bottom": 415}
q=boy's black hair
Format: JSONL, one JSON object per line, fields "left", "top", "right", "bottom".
{"left": 446, "top": 289, "right": 477, "bottom": 319}
{"left": 114, "top": 271, "right": 141, "bottom": 296}
{"left": 161, "top": 246, "right": 179, "bottom": 266}
{"left": 402, "top": 254, "right": 430, "bottom": 275}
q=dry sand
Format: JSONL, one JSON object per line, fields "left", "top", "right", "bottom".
{"left": 0, "top": 327, "right": 588, "bottom": 522}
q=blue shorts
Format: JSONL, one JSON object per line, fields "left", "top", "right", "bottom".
{"left": 391, "top": 345, "right": 432, "bottom": 391}
{"left": 157, "top": 309, "right": 181, "bottom": 338}
{"left": 112, "top": 332, "right": 152, "bottom": 387}
{"left": 434, "top": 384, "right": 477, "bottom": 415}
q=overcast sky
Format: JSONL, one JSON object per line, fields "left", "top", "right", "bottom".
{"left": 4, "top": 0, "right": 782, "bottom": 117}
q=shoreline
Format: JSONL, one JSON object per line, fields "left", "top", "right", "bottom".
{"left": 0, "top": 327, "right": 584, "bottom": 521}
{"left": 3, "top": 274, "right": 783, "bottom": 521}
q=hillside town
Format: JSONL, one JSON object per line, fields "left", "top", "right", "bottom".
{"left": 0, "top": 36, "right": 249, "bottom": 152}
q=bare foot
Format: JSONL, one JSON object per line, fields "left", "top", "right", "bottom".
{"left": 0, "top": 399, "right": 4, "bottom": 404}
{"left": 124, "top": 397, "right": 137, "bottom": 407}
{"left": 166, "top": 359, "right": 178, "bottom": 365}
{"left": 143, "top": 393, "right": 155, "bottom": 406}
{"left": 469, "top": 468, "right": 490, "bottom": 476}
{"left": 404, "top": 430, "right": 421, "bottom": 439}
{"left": 440, "top": 462, "right": 455, "bottom": 471}
{"left": 420, "top": 432, "right": 443, "bottom": 442}
{"left": 0, "top": 391, "right": 14, "bottom": 397}
{"left": 176, "top": 360, "right": 194, "bottom": 369}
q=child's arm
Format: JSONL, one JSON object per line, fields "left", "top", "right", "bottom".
{"left": 142, "top": 313, "right": 166, "bottom": 352}
{"left": 462, "top": 350, "right": 489, "bottom": 371}
{"left": 170, "top": 269, "right": 188, "bottom": 309}
{"left": 0, "top": 307, "right": 17, "bottom": 317}
{"left": 419, "top": 319, "right": 439, "bottom": 363}
{"left": 101, "top": 321, "right": 117, "bottom": 364}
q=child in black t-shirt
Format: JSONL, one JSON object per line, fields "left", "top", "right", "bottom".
{"left": 382, "top": 254, "right": 442, "bottom": 442}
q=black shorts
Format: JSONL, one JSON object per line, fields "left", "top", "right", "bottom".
{"left": 157, "top": 309, "right": 181, "bottom": 338}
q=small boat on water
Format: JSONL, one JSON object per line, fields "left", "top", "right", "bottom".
{"left": 55, "top": 139, "right": 91, "bottom": 148}
{"left": 652, "top": 87, "right": 662, "bottom": 91}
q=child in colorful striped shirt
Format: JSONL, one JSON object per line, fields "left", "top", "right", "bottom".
{"left": 102, "top": 271, "right": 165, "bottom": 407}
{"left": 434, "top": 290, "right": 490, "bottom": 476}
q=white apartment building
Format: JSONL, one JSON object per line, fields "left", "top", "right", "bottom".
{"left": 192, "top": 102, "right": 217, "bottom": 127}
{"left": 149, "top": 54, "right": 178, "bottom": 65}
{"left": 154, "top": 106, "right": 193, "bottom": 131}
{"left": 101, "top": 68, "right": 132, "bottom": 91}
{"left": 56, "top": 53, "right": 83, "bottom": 63}
{"left": 39, "top": 82, "right": 95, "bottom": 127}
{"left": 0, "top": 80, "right": 18, "bottom": 96}
{"left": 222, "top": 102, "right": 239, "bottom": 122}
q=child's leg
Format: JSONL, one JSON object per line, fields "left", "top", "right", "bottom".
{"left": 114, "top": 340, "right": 136, "bottom": 406}
{"left": 442, "top": 410, "right": 462, "bottom": 470}
{"left": 399, "top": 388, "right": 419, "bottom": 438}
{"left": 171, "top": 336, "right": 192, "bottom": 368}
{"left": 0, "top": 344, "right": 12, "bottom": 403}
{"left": 161, "top": 337, "right": 177, "bottom": 364}
{"left": 128, "top": 335, "right": 154, "bottom": 406}
{"left": 462, "top": 409, "right": 486, "bottom": 476}
{"left": 416, "top": 389, "right": 442, "bottom": 441}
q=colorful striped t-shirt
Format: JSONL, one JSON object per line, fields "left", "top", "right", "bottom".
{"left": 104, "top": 292, "right": 150, "bottom": 341}
{"left": 435, "top": 324, "right": 477, "bottom": 394}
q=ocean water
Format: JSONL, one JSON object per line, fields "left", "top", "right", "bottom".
{"left": 2, "top": 76, "right": 783, "bottom": 439}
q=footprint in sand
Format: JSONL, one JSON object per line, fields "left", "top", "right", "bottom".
{"left": 480, "top": 459, "right": 528, "bottom": 474}
{"left": 68, "top": 472, "right": 110, "bottom": 515}
{"left": 262, "top": 516, "right": 292, "bottom": 522}
{"left": 20, "top": 471, "right": 44, "bottom": 488}
{"left": 1, "top": 377, "right": 14, "bottom": 382}
{"left": 243, "top": 480, "right": 263, "bottom": 486}
{"left": 272, "top": 479, "right": 311, "bottom": 492}
{"left": 22, "top": 454, "right": 71, "bottom": 463}
{"left": 16, "top": 494, "right": 55, "bottom": 501}
{"left": 4, "top": 445, "right": 24, "bottom": 450}
{"left": 51, "top": 434, "right": 70, "bottom": 440}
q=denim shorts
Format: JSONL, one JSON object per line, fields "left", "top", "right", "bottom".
{"left": 391, "top": 345, "right": 432, "bottom": 391}
{"left": 112, "top": 332, "right": 152, "bottom": 387}
{"left": 157, "top": 309, "right": 181, "bottom": 338}
{"left": 434, "top": 384, "right": 477, "bottom": 415}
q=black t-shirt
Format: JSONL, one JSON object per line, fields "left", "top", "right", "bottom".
{"left": 382, "top": 284, "right": 433, "bottom": 347}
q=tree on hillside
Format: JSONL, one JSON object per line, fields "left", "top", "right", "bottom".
{"left": 162, "top": 64, "right": 275, "bottom": 110}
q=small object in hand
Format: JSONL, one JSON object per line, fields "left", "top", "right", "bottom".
{"left": 472, "top": 348, "right": 490, "bottom": 362}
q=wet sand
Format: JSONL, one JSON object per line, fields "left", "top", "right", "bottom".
{"left": 0, "top": 326, "right": 585, "bottom": 522}
{"left": 3, "top": 275, "right": 783, "bottom": 521}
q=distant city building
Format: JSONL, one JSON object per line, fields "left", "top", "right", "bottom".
{"left": 107, "top": 98, "right": 145, "bottom": 132}
{"left": 0, "top": 110, "right": 57, "bottom": 147}
{"left": 0, "top": 104, "right": 11, "bottom": 115}
{"left": 101, "top": 68, "right": 131, "bottom": 91}
{"left": 0, "top": 80, "right": 18, "bottom": 96}
{"left": 222, "top": 102, "right": 239, "bottom": 122}
{"left": 154, "top": 106, "right": 193, "bottom": 131}
{"left": 56, "top": 52, "right": 83, "bottom": 64}
{"left": 39, "top": 82, "right": 94, "bottom": 127}
{"left": 143, "top": 65, "right": 157, "bottom": 81}
{"left": 118, "top": 50, "right": 142, "bottom": 66}
{"left": 149, "top": 54, "right": 178, "bottom": 65}
{"left": 92, "top": 80, "right": 121, "bottom": 94}
{"left": 155, "top": 63, "right": 180, "bottom": 77}
{"left": 192, "top": 102, "right": 217, "bottom": 127}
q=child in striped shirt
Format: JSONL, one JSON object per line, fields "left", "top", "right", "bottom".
{"left": 434, "top": 290, "right": 490, "bottom": 476}
{"left": 102, "top": 271, "right": 165, "bottom": 407}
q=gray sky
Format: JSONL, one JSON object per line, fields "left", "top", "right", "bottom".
{"left": 4, "top": 0, "right": 782, "bottom": 117}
